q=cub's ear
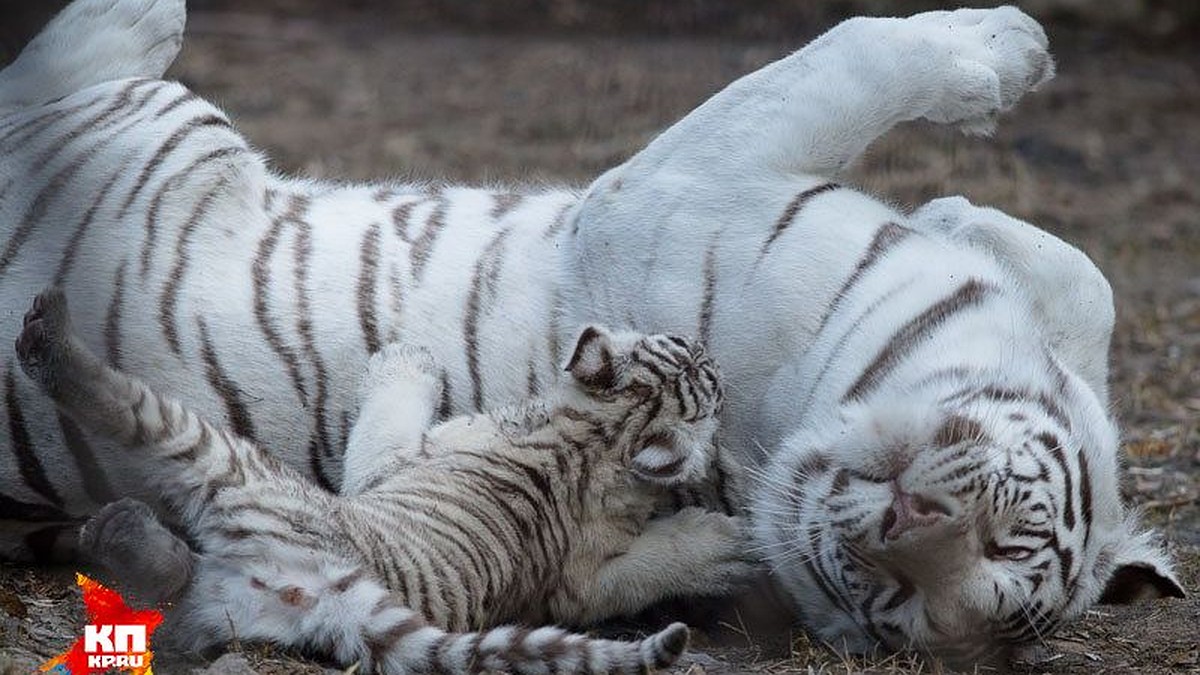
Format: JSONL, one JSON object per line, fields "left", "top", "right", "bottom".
{"left": 566, "top": 325, "right": 617, "bottom": 390}
{"left": 1098, "top": 535, "right": 1186, "bottom": 604}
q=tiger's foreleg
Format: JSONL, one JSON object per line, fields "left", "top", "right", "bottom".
{"left": 0, "top": 0, "right": 185, "bottom": 111}
{"left": 592, "top": 7, "right": 1053, "bottom": 183}
{"left": 910, "top": 196, "right": 1114, "bottom": 402}
{"left": 340, "top": 343, "right": 443, "bottom": 496}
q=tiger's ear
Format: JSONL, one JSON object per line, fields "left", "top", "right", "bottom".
{"left": 566, "top": 325, "right": 617, "bottom": 391}
{"left": 1098, "top": 537, "right": 1186, "bottom": 604}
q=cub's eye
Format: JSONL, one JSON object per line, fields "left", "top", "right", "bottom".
{"left": 985, "top": 541, "right": 1035, "bottom": 562}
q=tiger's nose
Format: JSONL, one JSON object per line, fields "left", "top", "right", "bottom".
{"left": 881, "top": 485, "right": 953, "bottom": 542}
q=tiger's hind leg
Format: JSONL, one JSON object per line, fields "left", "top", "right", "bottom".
{"left": 0, "top": 0, "right": 185, "bottom": 110}
{"left": 340, "top": 343, "right": 443, "bottom": 495}
{"left": 594, "top": 6, "right": 1052, "bottom": 184}
{"left": 16, "top": 287, "right": 319, "bottom": 526}
{"left": 79, "top": 498, "right": 196, "bottom": 607}
{"left": 171, "top": 549, "right": 689, "bottom": 674}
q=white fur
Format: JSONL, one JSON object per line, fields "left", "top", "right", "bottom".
{"left": 0, "top": 0, "right": 185, "bottom": 111}
{"left": 0, "top": 0, "right": 1181, "bottom": 660}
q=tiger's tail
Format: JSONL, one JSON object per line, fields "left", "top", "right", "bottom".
{"left": 0, "top": 0, "right": 185, "bottom": 110}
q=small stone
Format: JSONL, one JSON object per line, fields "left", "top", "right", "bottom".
{"left": 0, "top": 588, "right": 26, "bottom": 619}
{"left": 191, "top": 653, "right": 257, "bottom": 675}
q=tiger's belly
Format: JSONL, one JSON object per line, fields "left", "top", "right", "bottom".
{"left": 0, "top": 78, "right": 579, "bottom": 518}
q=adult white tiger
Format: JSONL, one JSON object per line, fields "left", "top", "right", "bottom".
{"left": 0, "top": 0, "right": 1184, "bottom": 663}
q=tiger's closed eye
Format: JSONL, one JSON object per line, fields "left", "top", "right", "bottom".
{"left": 985, "top": 541, "right": 1035, "bottom": 561}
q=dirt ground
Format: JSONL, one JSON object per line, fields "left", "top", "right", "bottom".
{"left": 1, "top": 3, "right": 1199, "bottom": 674}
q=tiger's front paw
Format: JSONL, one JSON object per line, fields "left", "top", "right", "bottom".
{"left": 14, "top": 287, "right": 79, "bottom": 394}
{"left": 907, "top": 6, "right": 1054, "bottom": 134}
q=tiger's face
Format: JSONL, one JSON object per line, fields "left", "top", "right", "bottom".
{"left": 752, "top": 384, "right": 1184, "bottom": 663}
{"left": 565, "top": 325, "right": 723, "bottom": 485}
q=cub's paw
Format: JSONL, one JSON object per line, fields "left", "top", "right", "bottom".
{"left": 80, "top": 498, "right": 195, "bottom": 605}
{"left": 906, "top": 6, "right": 1054, "bottom": 134}
{"left": 14, "top": 287, "right": 76, "bottom": 391}
{"left": 658, "top": 508, "right": 760, "bottom": 595}
{"left": 361, "top": 343, "right": 442, "bottom": 396}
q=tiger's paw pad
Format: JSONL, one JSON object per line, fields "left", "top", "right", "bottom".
{"left": 14, "top": 288, "right": 73, "bottom": 383}
{"left": 80, "top": 498, "right": 194, "bottom": 604}
{"left": 906, "top": 6, "right": 1054, "bottom": 134}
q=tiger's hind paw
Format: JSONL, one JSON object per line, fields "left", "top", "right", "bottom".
{"left": 80, "top": 498, "right": 195, "bottom": 606}
{"left": 906, "top": 6, "right": 1054, "bottom": 135}
{"left": 14, "top": 287, "right": 77, "bottom": 392}
{"left": 0, "top": 0, "right": 185, "bottom": 109}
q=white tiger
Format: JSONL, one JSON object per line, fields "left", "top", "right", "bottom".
{"left": 0, "top": 0, "right": 1183, "bottom": 663}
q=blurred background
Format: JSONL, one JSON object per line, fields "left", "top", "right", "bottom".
{"left": 0, "top": 1, "right": 1197, "bottom": 672}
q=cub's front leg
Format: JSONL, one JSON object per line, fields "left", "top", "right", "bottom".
{"left": 553, "top": 507, "right": 757, "bottom": 625}
{"left": 341, "top": 343, "right": 443, "bottom": 495}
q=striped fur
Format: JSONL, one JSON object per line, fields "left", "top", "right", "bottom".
{"left": 16, "top": 287, "right": 750, "bottom": 672}
{"left": 0, "top": 0, "right": 1184, "bottom": 665}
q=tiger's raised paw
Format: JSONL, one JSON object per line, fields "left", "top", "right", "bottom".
{"left": 80, "top": 498, "right": 195, "bottom": 606}
{"left": 0, "top": 0, "right": 186, "bottom": 109}
{"left": 904, "top": 6, "right": 1054, "bottom": 134}
{"left": 48, "top": 0, "right": 185, "bottom": 82}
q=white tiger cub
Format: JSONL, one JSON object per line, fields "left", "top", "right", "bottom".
{"left": 16, "top": 287, "right": 751, "bottom": 673}
{"left": 0, "top": 0, "right": 1185, "bottom": 664}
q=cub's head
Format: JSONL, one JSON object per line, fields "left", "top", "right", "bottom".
{"left": 565, "top": 325, "right": 723, "bottom": 484}
{"left": 752, "top": 374, "right": 1185, "bottom": 663}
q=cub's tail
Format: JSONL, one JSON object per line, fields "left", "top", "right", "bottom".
{"left": 0, "top": 0, "right": 185, "bottom": 110}
{"left": 367, "top": 612, "right": 689, "bottom": 674}
{"left": 202, "top": 556, "right": 691, "bottom": 675}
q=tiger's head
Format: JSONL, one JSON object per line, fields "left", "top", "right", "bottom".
{"left": 564, "top": 325, "right": 723, "bottom": 485}
{"left": 751, "top": 369, "right": 1185, "bottom": 663}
